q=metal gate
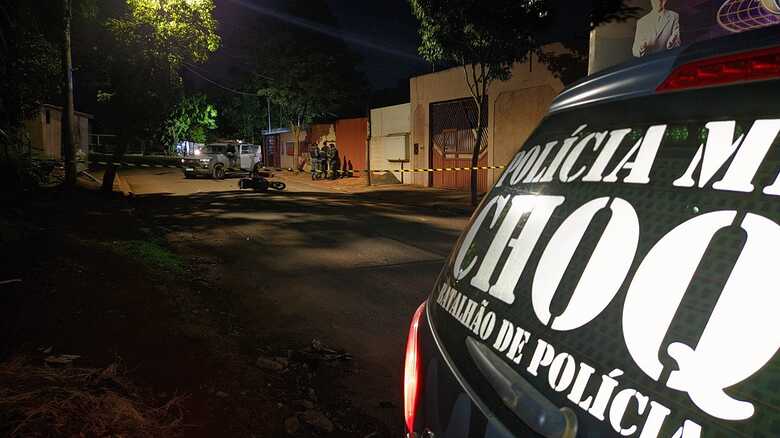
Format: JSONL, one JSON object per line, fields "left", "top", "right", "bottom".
{"left": 264, "top": 135, "right": 281, "bottom": 168}
{"left": 429, "top": 97, "right": 489, "bottom": 192}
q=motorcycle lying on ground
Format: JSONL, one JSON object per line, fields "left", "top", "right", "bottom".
{"left": 238, "top": 169, "right": 286, "bottom": 192}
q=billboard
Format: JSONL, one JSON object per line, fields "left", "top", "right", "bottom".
{"left": 590, "top": 0, "right": 780, "bottom": 72}
{"left": 633, "top": 0, "right": 780, "bottom": 58}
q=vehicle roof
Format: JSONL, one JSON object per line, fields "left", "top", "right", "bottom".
{"left": 549, "top": 27, "right": 780, "bottom": 115}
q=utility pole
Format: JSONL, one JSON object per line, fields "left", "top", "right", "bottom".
{"left": 366, "top": 105, "right": 372, "bottom": 186}
{"left": 62, "top": 0, "right": 77, "bottom": 187}
{"left": 267, "top": 97, "right": 272, "bottom": 131}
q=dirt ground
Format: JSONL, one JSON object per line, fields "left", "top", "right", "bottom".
{"left": 0, "top": 171, "right": 472, "bottom": 437}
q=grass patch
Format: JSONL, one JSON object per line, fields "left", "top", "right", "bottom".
{"left": 111, "top": 240, "right": 185, "bottom": 275}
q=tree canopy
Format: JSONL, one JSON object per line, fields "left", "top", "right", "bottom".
{"left": 107, "top": 0, "right": 220, "bottom": 67}
{"left": 95, "top": 0, "right": 219, "bottom": 147}
{"left": 0, "top": 1, "right": 63, "bottom": 130}
{"left": 245, "top": 0, "right": 367, "bottom": 155}
{"left": 163, "top": 94, "right": 218, "bottom": 148}
{"left": 411, "top": 0, "right": 553, "bottom": 84}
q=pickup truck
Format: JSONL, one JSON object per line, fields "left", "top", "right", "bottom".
{"left": 181, "top": 142, "right": 263, "bottom": 179}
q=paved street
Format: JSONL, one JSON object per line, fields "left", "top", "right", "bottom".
{"left": 120, "top": 167, "right": 470, "bottom": 432}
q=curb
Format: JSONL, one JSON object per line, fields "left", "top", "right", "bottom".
{"left": 114, "top": 171, "right": 135, "bottom": 197}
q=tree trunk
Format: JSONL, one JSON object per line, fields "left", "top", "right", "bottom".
{"left": 101, "top": 141, "right": 127, "bottom": 193}
{"left": 291, "top": 122, "right": 303, "bottom": 172}
{"left": 61, "top": 0, "right": 77, "bottom": 187}
{"left": 471, "top": 124, "right": 485, "bottom": 208}
{"left": 469, "top": 95, "right": 488, "bottom": 208}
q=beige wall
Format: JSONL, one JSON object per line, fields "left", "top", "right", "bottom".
{"left": 44, "top": 107, "right": 62, "bottom": 159}
{"left": 24, "top": 105, "right": 91, "bottom": 163}
{"left": 409, "top": 49, "right": 566, "bottom": 188}
{"left": 278, "top": 130, "right": 306, "bottom": 170}
{"left": 23, "top": 113, "right": 44, "bottom": 155}
{"left": 369, "top": 103, "right": 411, "bottom": 182}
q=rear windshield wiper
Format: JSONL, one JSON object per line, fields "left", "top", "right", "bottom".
{"left": 466, "top": 336, "right": 578, "bottom": 438}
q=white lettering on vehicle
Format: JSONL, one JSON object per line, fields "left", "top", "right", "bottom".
{"left": 437, "top": 119, "right": 780, "bottom": 437}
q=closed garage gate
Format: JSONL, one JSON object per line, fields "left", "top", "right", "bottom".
{"left": 429, "top": 98, "right": 489, "bottom": 192}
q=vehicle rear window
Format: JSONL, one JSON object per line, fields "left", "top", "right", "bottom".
{"left": 429, "top": 78, "right": 780, "bottom": 438}
{"left": 203, "top": 145, "right": 225, "bottom": 154}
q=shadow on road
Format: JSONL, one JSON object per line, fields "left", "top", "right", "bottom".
{"left": 1, "top": 183, "right": 471, "bottom": 437}
{"left": 130, "top": 188, "right": 469, "bottom": 436}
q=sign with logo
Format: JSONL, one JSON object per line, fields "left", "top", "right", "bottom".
{"left": 633, "top": 0, "right": 780, "bottom": 58}
{"left": 590, "top": 1, "right": 780, "bottom": 72}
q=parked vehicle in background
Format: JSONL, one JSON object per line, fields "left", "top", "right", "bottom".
{"left": 181, "top": 142, "right": 263, "bottom": 179}
{"left": 403, "top": 27, "right": 780, "bottom": 438}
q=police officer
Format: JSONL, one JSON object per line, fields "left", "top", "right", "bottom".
{"left": 326, "top": 143, "right": 336, "bottom": 179}
{"left": 329, "top": 143, "right": 341, "bottom": 179}
{"left": 319, "top": 144, "right": 329, "bottom": 179}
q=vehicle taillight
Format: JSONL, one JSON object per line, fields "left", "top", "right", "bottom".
{"left": 404, "top": 302, "right": 426, "bottom": 434}
{"left": 657, "top": 46, "right": 780, "bottom": 92}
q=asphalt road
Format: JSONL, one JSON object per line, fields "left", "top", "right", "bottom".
{"left": 120, "top": 167, "right": 470, "bottom": 433}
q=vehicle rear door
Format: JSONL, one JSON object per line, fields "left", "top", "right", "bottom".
{"left": 426, "top": 39, "right": 780, "bottom": 438}
{"left": 240, "top": 144, "right": 256, "bottom": 170}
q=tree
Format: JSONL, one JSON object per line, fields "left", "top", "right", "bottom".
{"left": 106, "top": 0, "right": 220, "bottom": 67}
{"left": 62, "top": 0, "right": 78, "bottom": 187}
{"left": 174, "top": 0, "right": 369, "bottom": 166}
{"left": 253, "top": 0, "right": 367, "bottom": 166}
{"left": 258, "top": 53, "right": 338, "bottom": 164}
{"left": 0, "top": 2, "right": 62, "bottom": 132}
{"left": 163, "top": 94, "right": 218, "bottom": 150}
{"left": 409, "top": 0, "right": 637, "bottom": 207}
{"left": 215, "top": 93, "right": 270, "bottom": 144}
{"left": 0, "top": 1, "right": 63, "bottom": 192}
{"left": 97, "top": 0, "right": 220, "bottom": 191}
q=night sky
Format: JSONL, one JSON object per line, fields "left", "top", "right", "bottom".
{"left": 323, "top": 0, "right": 430, "bottom": 90}
{"left": 206, "top": 0, "right": 428, "bottom": 93}
{"left": 202, "top": 0, "right": 597, "bottom": 97}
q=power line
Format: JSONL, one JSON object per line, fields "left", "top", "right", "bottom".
{"left": 182, "top": 62, "right": 274, "bottom": 131}
{"left": 182, "top": 62, "right": 260, "bottom": 97}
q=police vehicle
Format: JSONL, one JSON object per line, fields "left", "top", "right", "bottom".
{"left": 402, "top": 19, "right": 780, "bottom": 438}
{"left": 181, "top": 142, "right": 263, "bottom": 179}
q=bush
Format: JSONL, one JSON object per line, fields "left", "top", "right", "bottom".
{"left": 0, "top": 129, "right": 60, "bottom": 196}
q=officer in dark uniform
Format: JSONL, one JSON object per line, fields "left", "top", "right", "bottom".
{"left": 319, "top": 144, "right": 329, "bottom": 179}
{"left": 329, "top": 143, "right": 341, "bottom": 179}
{"left": 326, "top": 143, "right": 337, "bottom": 179}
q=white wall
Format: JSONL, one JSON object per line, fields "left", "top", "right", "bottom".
{"left": 369, "top": 103, "right": 411, "bottom": 183}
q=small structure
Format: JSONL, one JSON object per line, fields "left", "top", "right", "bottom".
{"left": 262, "top": 128, "right": 289, "bottom": 169}
{"left": 279, "top": 129, "right": 308, "bottom": 170}
{"left": 24, "top": 104, "right": 92, "bottom": 167}
{"left": 369, "top": 103, "right": 411, "bottom": 184}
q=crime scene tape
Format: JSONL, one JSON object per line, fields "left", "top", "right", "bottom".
{"left": 86, "top": 160, "right": 507, "bottom": 174}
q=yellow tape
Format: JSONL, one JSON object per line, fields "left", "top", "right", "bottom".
{"left": 40, "top": 159, "right": 506, "bottom": 174}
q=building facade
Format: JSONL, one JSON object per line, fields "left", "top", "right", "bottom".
{"left": 409, "top": 51, "right": 567, "bottom": 191}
